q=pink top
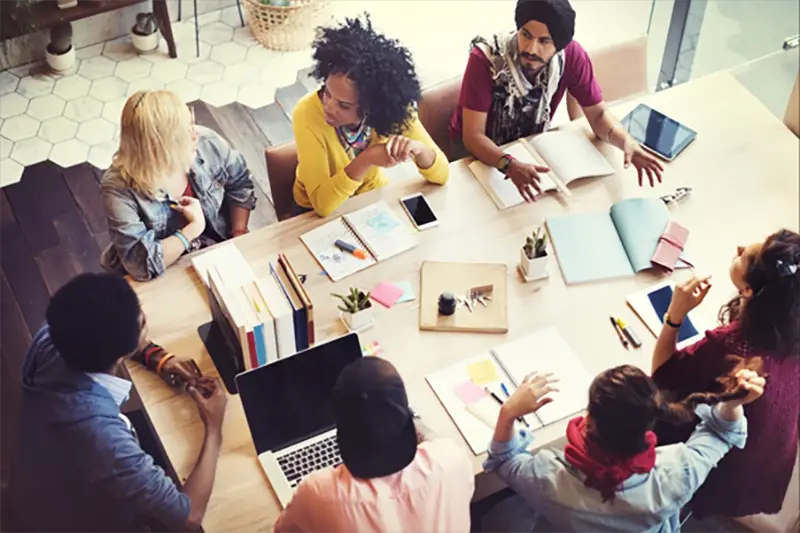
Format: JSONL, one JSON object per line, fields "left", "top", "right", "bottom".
{"left": 273, "top": 439, "right": 474, "bottom": 533}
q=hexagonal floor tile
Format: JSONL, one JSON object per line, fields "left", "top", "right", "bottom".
{"left": 87, "top": 139, "right": 117, "bottom": 169}
{"left": 1, "top": 115, "right": 40, "bottom": 142}
{"left": 224, "top": 63, "right": 262, "bottom": 86}
{"left": 75, "top": 43, "right": 104, "bottom": 60}
{"left": 102, "top": 37, "right": 136, "bottom": 62}
{"left": 166, "top": 79, "right": 202, "bottom": 103}
{"left": 140, "top": 39, "right": 172, "bottom": 64}
{"left": 0, "top": 93, "right": 29, "bottom": 119}
{"left": 77, "top": 117, "right": 116, "bottom": 145}
{"left": 127, "top": 78, "right": 166, "bottom": 96}
{"left": 237, "top": 84, "right": 273, "bottom": 109}
{"left": 196, "top": 10, "right": 222, "bottom": 26}
{"left": 233, "top": 27, "right": 259, "bottom": 48}
{"left": 102, "top": 98, "right": 128, "bottom": 123}
{"left": 0, "top": 158, "right": 24, "bottom": 187}
{"left": 219, "top": 5, "right": 244, "bottom": 28}
{"left": 114, "top": 57, "right": 154, "bottom": 82}
{"left": 26, "top": 94, "right": 66, "bottom": 121}
{"left": 0, "top": 71, "right": 20, "bottom": 96}
{"left": 209, "top": 41, "right": 247, "bottom": 66}
{"left": 78, "top": 56, "right": 117, "bottom": 80}
{"left": 200, "top": 82, "right": 238, "bottom": 107}
{"left": 246, "top": 46, "right": 280, "bottom": 69}
{"left": 10, "top": 137, "right": 51, "bottom": 166}
{"left": 0, "top": 136, "right": 11, "bottom": 159}
{"left": 151, "top": 60, "right": 188, "bottom": 84}
{"left": 49, "top": 138, "right": 91, "bottom": 168}
{"left": 199, "top": 22, "right": 234, "bottom": 46}
{"left": 176, "top": 36, "right": 212, "bottom": 64}
{"left": 39, "top": 116, "right": 79, "bottom": 143}
{"left": 90, "top": 77, "right": 129, "bottom": 103}
{"left": 64, "top": 95, "right": 104, "bottom": 122}
{"left": 16, "top": 75, "right": 55, "bottom": 99}
{"left": 53, "top": 74, "right": 92, "bottom": 100}
{"left": 186, "top": 61, "right": 224, "bottom": 85}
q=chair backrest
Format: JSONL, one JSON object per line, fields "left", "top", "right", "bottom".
{"left": 567, "top": 35, "right": 649, "bottom": 121}
{"left": 418, "top": 77, "right": 462, "bottom": 161}
{"left": 265, "top": 142, "right": 299, "bottom": 222}
{"left": 784, "top": 71, "right": 799, "bottom": 136}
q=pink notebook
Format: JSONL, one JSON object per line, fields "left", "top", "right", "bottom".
{"left": 370, "top": 282, "right": 404, "bottom": 308}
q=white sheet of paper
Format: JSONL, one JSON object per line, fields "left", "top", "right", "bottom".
{"left": 530, "top": 130, "right": 615, "bottom": 186}
{"left": 190, "top": 243, "right": 254, "bottom": 286}
{"left": 299, "top": 219, "right": 377, "bottom": 282}
{"left": 343, "top": 200, "right": 417, "bottom": 261}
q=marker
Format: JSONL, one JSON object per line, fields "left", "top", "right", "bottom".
{"left": 334, "top": 239, "right": 368, "bottom": 260}
{"left": 615, "top": 317, "right": 642, "bottom": 348}
{"left": 485, "top": 386, "right": 530, "bottom": 428}
{"left": 610, "top": 315, "right": 629, "bottom": 349}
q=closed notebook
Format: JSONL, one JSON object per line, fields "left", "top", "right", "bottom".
{"left": 278, "top": 253, "right": 315, "bottom": 346}
{"left": 468, "top": 130, "right": 615, "bottom": 210}
{"left": 300, "top": 200, "right": 417, "bottom": 281}
{"left": 270, "top": 261, "right": 308, "bottom": 352}
{"left": 257, "top": 275, "right": 296, "bottom": 359}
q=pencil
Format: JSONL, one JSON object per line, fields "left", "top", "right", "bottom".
{"left": 610, "top": 315, "right": 629, "bottom": 348}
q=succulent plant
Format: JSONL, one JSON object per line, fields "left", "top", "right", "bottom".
{"left": 523, "top": 227, "right": 548, "bottom": 260}
{"left": 133, "top": 12, "right": 157, "bottom": 36}
{"left": 48, "top": 24, "right": 72, "bottom": 55}
{"left": 331, "top": 287, "right": 372, "bottom": 313}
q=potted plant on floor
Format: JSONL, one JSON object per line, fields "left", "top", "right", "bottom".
{"left": 131, "top": 12, "right": 159, "bottom": 54}
{"left": 520, "top": 227, "right": 549, "bottom": 281}
{"left": 332, "top": 287, "right": 373, "bottom": 331}
{"left": 45, "top": 23, "right": 75, "bottom": 73}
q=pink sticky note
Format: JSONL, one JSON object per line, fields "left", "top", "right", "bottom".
{"left": 370, "top": 282, "right": 404, "bottom": 308}
{"left": 453, "top": 380, "right": 488, "bottom": 405}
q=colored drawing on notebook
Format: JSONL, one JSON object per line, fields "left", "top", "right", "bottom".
{"left": 466, "top": 359, "right": 499, "bottom": 385}
{"left": 454, "top": 380, "right": 488, "bottom": 405}
{"left": 366, "top": 210, "right": 400, "bottom": 234}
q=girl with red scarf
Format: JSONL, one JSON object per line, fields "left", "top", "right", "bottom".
{"left": 482, "top": 366, "right": 764, "bottom": 532}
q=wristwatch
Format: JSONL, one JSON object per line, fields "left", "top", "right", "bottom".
{"left": 497, "top": 154, "right": 514, "bottom": 175}
{"left": 664, "top": 313, "right": 682, "bottom": 328}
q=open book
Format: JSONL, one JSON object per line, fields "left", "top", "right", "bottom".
{"left": 468, "top": 130, "right": 615, "bottom": 210}
{"left": 426, "top": 327, "right": 593, "bottom": 455}
{"left": 300, "top": 200, "right": 417, "bottom": 281}
{"left": 546, "top": 197, "right": 691, "bottom": 285}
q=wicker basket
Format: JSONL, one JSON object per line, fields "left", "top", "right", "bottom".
{"left": 243, "top": 0, "right": 328, "bottom": 52}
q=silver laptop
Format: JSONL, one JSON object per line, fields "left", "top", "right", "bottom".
{"left": 235, "top": 332, "right": 362, "bottom": 507}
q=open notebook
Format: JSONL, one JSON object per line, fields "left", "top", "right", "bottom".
{"left": 546, "top": 197, "right": 692, "bottom": 284}
{"left": 426, "top": 327, "right": 593, "bottom": 455}
{"left": 468, "top": 130, "right": 615, "bottom": 210}
{"left": 300, "top": 200, "right": 417, "bottom": 281}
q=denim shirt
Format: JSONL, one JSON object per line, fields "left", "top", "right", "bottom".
{"left": 484, "top": 405, "right": 747, "bottom": 533}
{"left": 100, "top": 125, "right": 256, "bottom": 281}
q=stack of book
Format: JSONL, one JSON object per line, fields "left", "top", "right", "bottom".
{"left": 192, "top": 244, "right": 314, "bottom": 372}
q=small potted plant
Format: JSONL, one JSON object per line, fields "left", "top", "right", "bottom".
{"left": 520, "top": 227, "right": 549, "bottom": 281}
{"left": 332, "top": 287, "right": 373, "bottom": 331}
{"left": 45, "top": 24, "right": 75, "bottom": 73}
{"left": 131, "top": 12, "right": 159, "bottom": 54}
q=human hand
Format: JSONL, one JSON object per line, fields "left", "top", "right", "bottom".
{"left": 385, "top": 135, "right": 424, "bottom": 163}
{"left": 366, "top": 143, "right": 399, "bottom": 168}
{"left": 172, "top": 196, "right": 206, "bottom": 236}
{"left": 188, "top": 378, "right": 227, "bottom": 434}
{"left": 730, "top": 368, "right": 766, "bottom": 407}
{"left": 500, "top": 372, "right": 559, "bottom": 420}
{"left": 667, "top": 275, "right": 712, "bottom": 322}
{"left": 159, "top": 356, "right": 203, "bottom": 388}
{"left": 506, "top": 160, "right": 549, "bottom": 202}
{"left": 623, "top": 138, "right": 664, "bottom": 187}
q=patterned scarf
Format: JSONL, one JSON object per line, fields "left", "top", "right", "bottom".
{"left": 473, "top": 32, "right": 565, "bottom": 145}
{"left": 335, "top": 120, "right": 372, "bottom": 158}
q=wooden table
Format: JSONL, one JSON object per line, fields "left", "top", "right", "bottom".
{"left": 128, "top": 72, "right": 799, "bottom": 532}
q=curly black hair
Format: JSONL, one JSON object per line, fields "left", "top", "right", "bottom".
{"left": 311, "top": 15, "right": 420, "bottom": 137}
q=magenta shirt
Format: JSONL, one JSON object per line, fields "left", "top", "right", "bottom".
{"left": 450, "top": 40, "right": 603, "bottom": 141}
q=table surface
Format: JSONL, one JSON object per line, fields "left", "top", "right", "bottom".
{"left": 128, "top": 71, "right": 800, "bottom": 533}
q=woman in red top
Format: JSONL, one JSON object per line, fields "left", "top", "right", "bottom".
{"left": 651, "top": 229, "right": 800, "bottom": 518}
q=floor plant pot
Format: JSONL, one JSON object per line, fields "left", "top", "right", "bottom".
{"left": 45, "top": 45, "right": 75, "bottom": 73}
{"left": 131, "top": 31, "right": 159, "bottom": 54}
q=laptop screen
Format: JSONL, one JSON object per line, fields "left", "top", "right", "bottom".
{"left": 236, "top": 333, "right": 362, "bottom": 454}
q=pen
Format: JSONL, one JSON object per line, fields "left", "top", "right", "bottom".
{"left": 500, "top": 382, "right": 511, "bottom": 398}
{"left": 615, "top": 317, "right": 642, "bottom": 348}
{"left": 334, "top": 239, "right": 368, "bottom": 260}
{"left": 485, "top": 387, "right": 530, "bottom": 428}
{"left": 610, "top": 315, "right": 629, "bottom": 349}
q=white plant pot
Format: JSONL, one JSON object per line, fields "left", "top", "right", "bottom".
{"left": 45, "top": 45, "right": 75, "bottom": 73}
{"left": 520, "top": 248, "right": 549, "bottom": 281}
{"left": 343, "top": 306, "right": 374, "bottom": 331}
{"left": 131, "top": 31, "right": 160, "bottom": 54}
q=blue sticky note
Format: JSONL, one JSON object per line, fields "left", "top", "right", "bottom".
{"left": 394, "top": 281, "right": 415, "bottom": 303}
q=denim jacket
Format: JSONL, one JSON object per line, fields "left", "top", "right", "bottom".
{"left": 484, "top": 405, "right": 747, "bottom": 533}
{"left": 100, "top": 126, "right": 256, "bottom": 281}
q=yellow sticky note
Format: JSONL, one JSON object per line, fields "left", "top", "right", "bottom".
{"left": 466, "top": 359, "right": 499, "bottom": 385}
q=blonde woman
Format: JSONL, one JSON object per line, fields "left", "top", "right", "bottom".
{"left": 101, "top": 90, "right": 256, "bottom": 281}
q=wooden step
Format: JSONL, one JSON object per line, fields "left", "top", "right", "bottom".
{"left": 296, "top": 66, "right": 318, "bottom": 93}
{"left": 274, "top": 81, "right": 310, "bottom": 122}
{"left": 247, "top": 102, "right": 294, "bottom": 147}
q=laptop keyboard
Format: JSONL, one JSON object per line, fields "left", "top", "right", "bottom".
{"left": 277, "top": 435, "right": 342, "bottom": 488}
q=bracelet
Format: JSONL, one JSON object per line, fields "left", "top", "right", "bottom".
{"left": 664, "top": 313, "right": 682, "bottom": 328}
{"left": 155, "top": 353, "right": 175, "bottom": 375}
{"left": 143, "top": 344, "right": 161, "bottom": 369}
{"left": 175, "top": 230, "right": 191, "bottom": 252}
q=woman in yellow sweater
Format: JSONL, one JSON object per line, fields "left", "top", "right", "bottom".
{"left": 292, "top": 16, "right": 449, "bottom": 217}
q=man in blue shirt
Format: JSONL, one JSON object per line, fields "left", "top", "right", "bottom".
{"left": 10, "top": 273, "right": 227, "bottom": 532}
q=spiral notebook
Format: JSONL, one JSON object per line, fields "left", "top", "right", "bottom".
{"left": 300, "top": 200, "right": 417, "bottom": 281}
